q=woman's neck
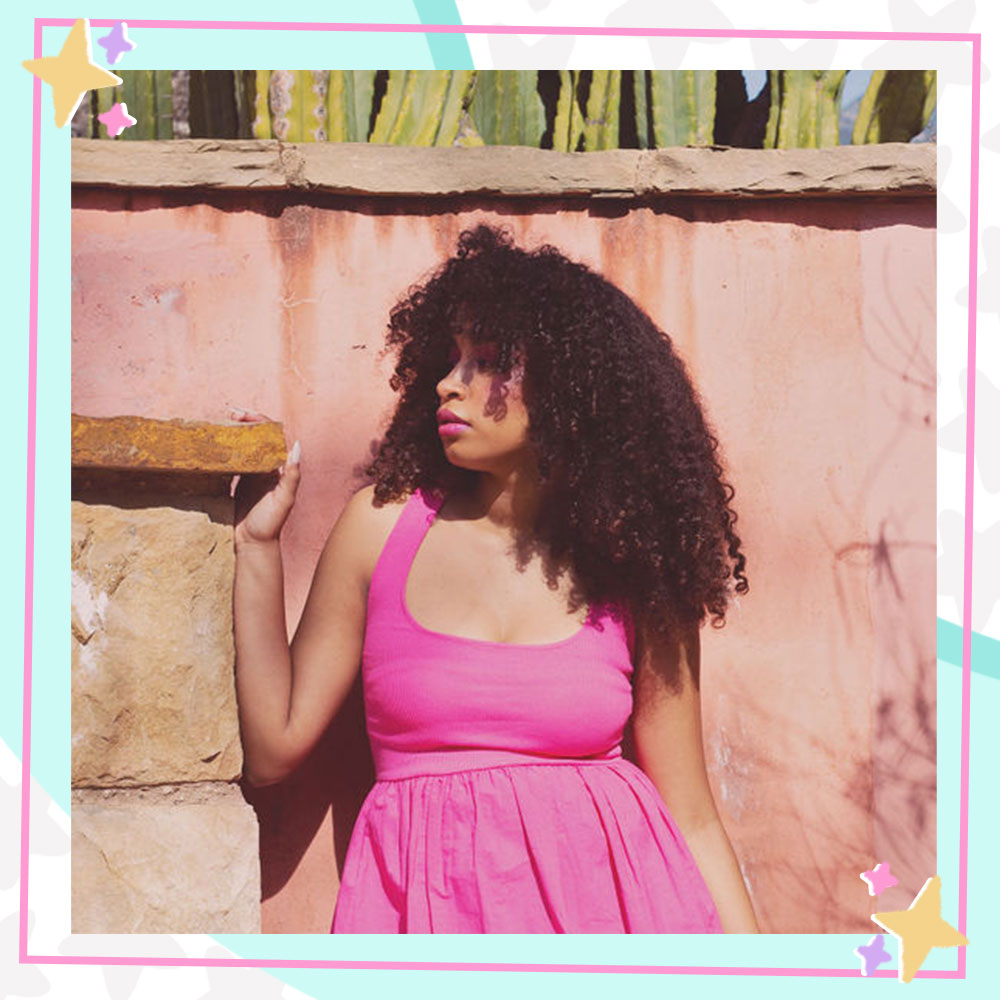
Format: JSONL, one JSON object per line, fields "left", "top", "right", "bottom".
{"left": 465, "top": 466, "right": 541, "bottom": 538}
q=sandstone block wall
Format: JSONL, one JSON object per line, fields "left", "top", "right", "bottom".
{"left": 70, "top": 415, "right": 285, "bottom": 933}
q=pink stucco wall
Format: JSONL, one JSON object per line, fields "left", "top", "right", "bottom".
{"left": 72, "top": 187, "right": 935, "bottom": 933}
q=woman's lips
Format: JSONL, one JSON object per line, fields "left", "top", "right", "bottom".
{"left": 437, "top": 409, "right": 470, "bottom": 436}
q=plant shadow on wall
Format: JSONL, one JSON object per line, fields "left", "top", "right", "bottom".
{"left": 822, "top": 238, "right": 936, "bottom": 925}
{"left": 71, "top": 69, "right": 936, "bottom": 150}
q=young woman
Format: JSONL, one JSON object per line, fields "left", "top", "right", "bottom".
{"left": 234, "top": 225, "right": 758, "bottom": 933}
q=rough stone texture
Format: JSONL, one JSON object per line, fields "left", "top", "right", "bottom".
{"left": 71, "top": 138, "right": 935, "bottom": 199}
{"left": 72, "top": 414, "right": 286, "bottom": 474}
{"left": 72, "top": 783, "right": 260, "bottom": 933}
{"left": 71, "top": 500, "right": 242, "bottom": 787}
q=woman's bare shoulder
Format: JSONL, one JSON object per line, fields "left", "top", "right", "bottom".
{"left": 338, "top": 484, "right": 413, "bottom": 584}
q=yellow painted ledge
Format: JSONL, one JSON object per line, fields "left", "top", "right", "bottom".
{"left": 71, "top": 414, "right": 286, "bottom": 474}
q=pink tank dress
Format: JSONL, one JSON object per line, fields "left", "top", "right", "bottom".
{"left": 331, "top": 488, "right": 722, "bottom": 933}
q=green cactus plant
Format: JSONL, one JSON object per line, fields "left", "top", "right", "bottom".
{"left": 88, "top": 71, "right": 172, "bottom": 139}
{"left": 633, "top": 70, "right": 651, "bottom": 150}
{"left": 370, "top": 70, "right": 475, "bottom": 146}
{"left": 262, "top": 71, "right": 331, "bottom": 142}
{"left": 852, "top": 70, "right": 936, "bottom": 144}
{"left": 582, "top": 70, "right": 621, "bottom": 151}
{"left": 329, "top": 71, "right": 377, "bottom": 142}
{"left": 552, "top": 70, "right": 584, "bottom": 152}
{"left": 90, "top": 67, "right": 938, "bottom": 151}
{"left": 649, "top": 71, "right": 716, "bottom": 147}
{"left": 94, "top": 83, "right": 116, "bottom": 137}
{"left": 252, "top": 70, "right": 271, "bottom": 139}
{"left": 764, "top": 70, "right": 847, "bottom": 148}
{"left": 468, "top": 71, "right": 545, "bottom": 147}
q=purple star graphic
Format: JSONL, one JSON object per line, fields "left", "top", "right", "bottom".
{"left": 97, "top": 102, "right": 137, "bottom": 138}
{"left": 97, "top": 21, "right": 136, "bottom": 66}
{"left": 861, "top": 862, "right": 899, "bottom": 896}
{"left": 854, "top": 934, "right": 892, "bottom": 977}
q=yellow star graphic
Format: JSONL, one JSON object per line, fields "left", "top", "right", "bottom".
{"left": 22, "top": 19, "right": 122, "bottom": 127}
{"left": 872, "top": 875, "right": 968, "bottom": 983}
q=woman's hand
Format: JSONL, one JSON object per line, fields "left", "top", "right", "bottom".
{"left": 234, "top": 440, "right": 301, "bottom": 547}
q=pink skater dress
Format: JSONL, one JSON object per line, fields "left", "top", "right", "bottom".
{"left": 331, "top": 487, "right": 722, "bottom": 933}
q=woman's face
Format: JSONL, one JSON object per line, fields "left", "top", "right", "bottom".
{"left": 435, "top": 333, "right": 533, "bottom": 474}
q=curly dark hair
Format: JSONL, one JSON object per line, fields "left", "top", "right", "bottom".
{"left": 361, "top": 224, "right": 747, "bottom": 633}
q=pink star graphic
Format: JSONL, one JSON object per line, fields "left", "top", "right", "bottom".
{"left": 97, "top": 101, "right": 136, "bottom": 138}
{"left": 861, "top": 862, "right": 899, "bottom": 896}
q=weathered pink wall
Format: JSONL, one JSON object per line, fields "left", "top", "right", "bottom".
{"left": 72, "top": 189, "right": 936, "bottom": 933}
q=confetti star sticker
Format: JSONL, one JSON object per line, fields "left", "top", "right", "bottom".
{"left": 22, "top": 19, "right": 122, "bottom": 127}
{"left": 97, "top": 102, "right": 137, "bottom": 138}
{"left": 861, "top": 861, "right": 899, "bottom": 896}
{"left": 854, "top": 934, "right": 893, "bottom": 977}
{"left": 97, "top": 21, "right": 136, "bottom": 66}
{"left": 872, "top": 875, "right": 968, "bottom": 983}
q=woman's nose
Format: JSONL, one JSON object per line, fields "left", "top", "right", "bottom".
{"left": 437, "top": 360, "right": 468, "bottom": 399}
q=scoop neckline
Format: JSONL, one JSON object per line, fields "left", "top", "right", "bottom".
{"left": 400, "top": 489, "right": 593, "bottom": 651}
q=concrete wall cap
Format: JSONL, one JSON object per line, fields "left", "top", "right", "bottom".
{"left": 71, "top": 138, "right": 936, "bottom": 199}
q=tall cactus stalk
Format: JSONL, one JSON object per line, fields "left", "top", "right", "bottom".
{"left": 649, "top": 71, "right": 716, "bottom": 147}
{"left": 764, "top": 70, "right": 846, "bottom": 148}
{"left": 468, "top": 71, "right": 545, "bottom": 147}
{"left": 264, "top": 71, "right": 331, "bottom": 142}
{"left": 552, "top": 70, "right": 584, "bottom": 152}
{"left": 370, "top": 70, "right": 475, "bottom": 146}
{"left": 91, "top": 71, "right": 172, "bottom": 139}
{"left": 633, "top": 70, "right": 651, "bottom": 150}
{"left": 582, "top": 70, "right": 621, "bottom": 150}
{"left": 435, "top": 71, "right": 478, "bottom": 146}
{"left": 324, "top": 71, "right": 377, "bottom": 143}
{"left": 95, "top": 83, "right": 116, "bottom": 137}
{"left": 852, "top": 70, "right": 936, "bottom": 144}
{"left": 252, "top": 70, "right": 271, "bottom": 139}
{"left": 91, "top": 66, "right": 937, "bottom": 150}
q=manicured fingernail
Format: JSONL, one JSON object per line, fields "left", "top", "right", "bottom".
{"left": 290, "top": 440, "right": 301, "bottom": 464}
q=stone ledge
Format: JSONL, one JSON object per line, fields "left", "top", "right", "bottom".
{"left": 72, "top": 500, "right": 241, "bottom": 787}
{"left": 72, "top": 783, "right": 260, "bottom": 933}
{"left": 71, "top": 139, "right": 935, "bottom": 199}
{"left": 72, "top": 414, "right": 286, "bottom": 474}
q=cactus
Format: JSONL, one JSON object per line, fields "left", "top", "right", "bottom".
{"left": 583, "top": 70, "right": 621, "bottom": 151}
{"left": 90, "top": 66, "right": 937, "bottom": 150}
{"left": 649, "top": 71, "right": 716, "bottom": 147}
{"left": 370, "top": 70, "right": 475, "bottom": 146}
{"left": 95, "top": 83, "right": 116, "bottom": 137}
{"left": 435, "top": 71, "right": 478, "bottom": 146}
{"left": 89, "top": 71, "right": 172, "bottom": 139}
{"left": 468, "top": 71, "right": 545, "bottom": 147}
{"left": 552, "top": 70, "right": 584, "bottom": 152}
{"left": 852, "top": 70, "right": 936, "bottom": 144}
{"left": 252, "top": 70, "right": 271, "bottom": 139}
{"left": 325, "top": 71, "right": 378, "bottom": 143}
{"left": 263, "top": 71, "right": 331, "bottom": 142}
{"left": 764, "top": 70, "right": 846, "bottom": 148}
{"left": 633, "top": 70, "right": 651, "bottom": 150}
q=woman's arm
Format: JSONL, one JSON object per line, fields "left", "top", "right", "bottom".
{"left": 631, "top": 617, "right": 759, "bottom": 933}
{"left": 233, "top": 450, "right": 377, "bottom": 787}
